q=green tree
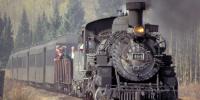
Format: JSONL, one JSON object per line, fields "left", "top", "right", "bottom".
{"left": 15, "top": 9, "right": 31, "bottom": 48}
{"left": 0, "top": 15, "right": 14, "bottom": 66}
{"left": 0, "top": 13, "right": 4, "bottom": 37}
{"left": 97, "top": 0, "right": 123, "bottom": 17}
{"left": 34, "top": 16, "right": 42, "bottom": 44}
{"left": 34, "top": 12, "right": 51, "bottom": 44}
{"left": 0, "top": 14, "right": 5, "bottom": 65}
{"left": 50, "top": 3, "right": 61, "bottom": 38}
{"left": 59, "top": 0, "right": 85, "bottom": 34}
{"left": 0, "top": 13, "right": 8, "bottom": 59}
{"left": 41, "top": 12, "right": 50, "bottom": 42}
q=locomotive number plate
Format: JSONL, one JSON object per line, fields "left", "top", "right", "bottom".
{"left": 133, "top": 53, "right": 144, "bottom": 60}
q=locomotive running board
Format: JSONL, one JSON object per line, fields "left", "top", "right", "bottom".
{"left": 96, "top": 84, "right": 177, "bottom": 100}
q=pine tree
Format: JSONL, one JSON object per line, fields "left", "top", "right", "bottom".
{"left": 50, "top": 3, "right": 61, "bottom": 38}
{"left": 41, "top": 12, "right": 50, "bottom": 42}
{"left": 15, "top": 9, "right": 31, "bottom": 48}
{"left": 34, "top": 12, "right": 50, "bottom": 44}
{"left": 0, "top": 13, "right": 4, "bottom": 38}
{"left": 0, "top": 13, "right": 8, "bottom": 62}
{"left": 59, "top": 0, "right": 85, "bottom": 34}
{"left": 97, "top": 0, "right": 123, "bottom": 17}
{"left": 0, "top": 15, "right": 14, "bottom": 66}
{"left": 4, "top": 17, "right": 13, "bottom": 58}
{"left": 0, "top": 14, "right": 4, "bottom": 65}
{"left": 34, "top": 16, "right": 42, "bottom": 44}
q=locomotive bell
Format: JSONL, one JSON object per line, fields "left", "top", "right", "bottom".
{"left": 126, "top": 0, "right": 146, "bottom": 27}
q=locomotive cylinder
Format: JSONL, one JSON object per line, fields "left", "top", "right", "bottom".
{"left": 126, "top": 0, "right": 146, "bottom": 27}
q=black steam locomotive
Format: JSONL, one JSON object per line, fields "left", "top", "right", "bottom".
{"left": 81, "top": 1, "right": 178, "bottom": 100}
{"left": 8, "top": 1, "right": 178, "bottom": 100}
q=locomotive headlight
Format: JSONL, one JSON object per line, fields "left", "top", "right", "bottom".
{"left": 133, "top": 26, "right": 145, "bottom": 36}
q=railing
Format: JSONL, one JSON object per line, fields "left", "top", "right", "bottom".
{"left": 54, "top": 59, "right": 72, "bottom": 84}
{"left": 102, "top": 83, "right": 177, "bottom": 100}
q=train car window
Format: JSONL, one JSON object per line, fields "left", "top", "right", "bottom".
{"left": 25, "top": 57, "right": 27, "bottom": 68}
{"left": 50, "top": 49, "right": 54, "bottom": 65}
{"left": 85, "top": 32, "right": 97, "bottom": 53}
{"left": 37, "top": 54, "right": 40, "bottom": 67}
{"left": 35, "top": 54, "right": 39, "bottom": 67}
{"left": 15, "top": 57, "right": 19, "bottom": 68}
{"left": 46, "top": 50, "right": 50, "bottom": 66}
{"left": 88, "top": 37, "right": 96, "bottom": 49}
{"left": 11, "top": 58, "right": 14, "bottom": 68}
{"left": 18, "top": 57, "right": 20, "bottom": 68}
{"left": 29, "top": 55, "right": 33, "bottom": 67}
{"left": 39, "top": 54, "right": 41, "bottom": 67}
{"left": 35, "top": 53, "right": 43, "bottom": 67}
{"left": 41, "top": 52, "right": 44, "bottom": 67}
{"left": 25, "top": 55, "right": 28, "bottom": 68}
{"left": 29, "top": 55, "right": 32, "bottom": 67}
{"left": 46, "top": 49, "right": 54, "bottom": 66}
{"left": 39, "top": 53, "right": 44, "bottom": 67}
{"left": 29, "top": 55, "right": 35, "bottom": 67}
{"left": 47, "top": 50, "right": 50, "bottom": 66}
{"left": 18, "top": 57, "right": 22, "bottom": 68}
{"left": 15, "top": 58, "right": 17, "bottom": 68}
{"left": 22, "top": 57, "right": 24, "bottom": 68}
{"left": 29, "top": 55, "right": 31, "bottom": 67}
{"left": 24, "top": 57, "right": 26, "bottom": 68}
{"left": 85, "top": 30, "right": 111, "bottom": 53}
{"left": 16, "top": 58, "right": 18, "bottom": 68}
{"left": 23, "top": 57, "right": 25, "bottom": 68}
{"left": 34, "top": 54, "right": 37, "bottom": 67}
{"left": 11, "top": 58, "right": 13, "bottom": 68}
{"left": 16, "top": 57, "right": 18, "bottom": 68}
{"left": 21, "top": 57, "right": 22, "bottom": 68}
{"left": 13, "top": 58, "right": 15, "bottom": 68}
{"left": 12, "top": 58, "right": 15, "bottom": 68}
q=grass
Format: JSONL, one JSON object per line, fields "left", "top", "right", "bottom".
{"left": 179, "top": 84, "right": 200, "bottom": 100}
{"left": 3, "top": 70, "right": 80, "bottom": 100}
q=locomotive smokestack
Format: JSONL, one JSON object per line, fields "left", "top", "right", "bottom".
{"left": 126, "top": 0, "right": 146, "bottom": 27}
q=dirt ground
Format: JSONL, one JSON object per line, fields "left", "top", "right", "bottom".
{"left": 179, "top": 84, "right": 200, "bottom": 100}
{"left": 2, "top": 70, "right": 81, "bottom": 100}
{"left": 3, "top": 79, "right": 81, "bottom": 100}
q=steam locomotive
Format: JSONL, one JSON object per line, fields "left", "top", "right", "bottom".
{"left": 80, "top": 1, "right": 178, "bottom": 100}
{"left": 7, "top": 0, "right": 178, "bottom": 100}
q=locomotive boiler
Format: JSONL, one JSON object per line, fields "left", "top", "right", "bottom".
{"left": 80, "top": 1, "right": 178, "bottom": 100}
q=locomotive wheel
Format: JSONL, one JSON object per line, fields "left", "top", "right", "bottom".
{"left": 84, "top": 91, "right": 94, "bottom": 100}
